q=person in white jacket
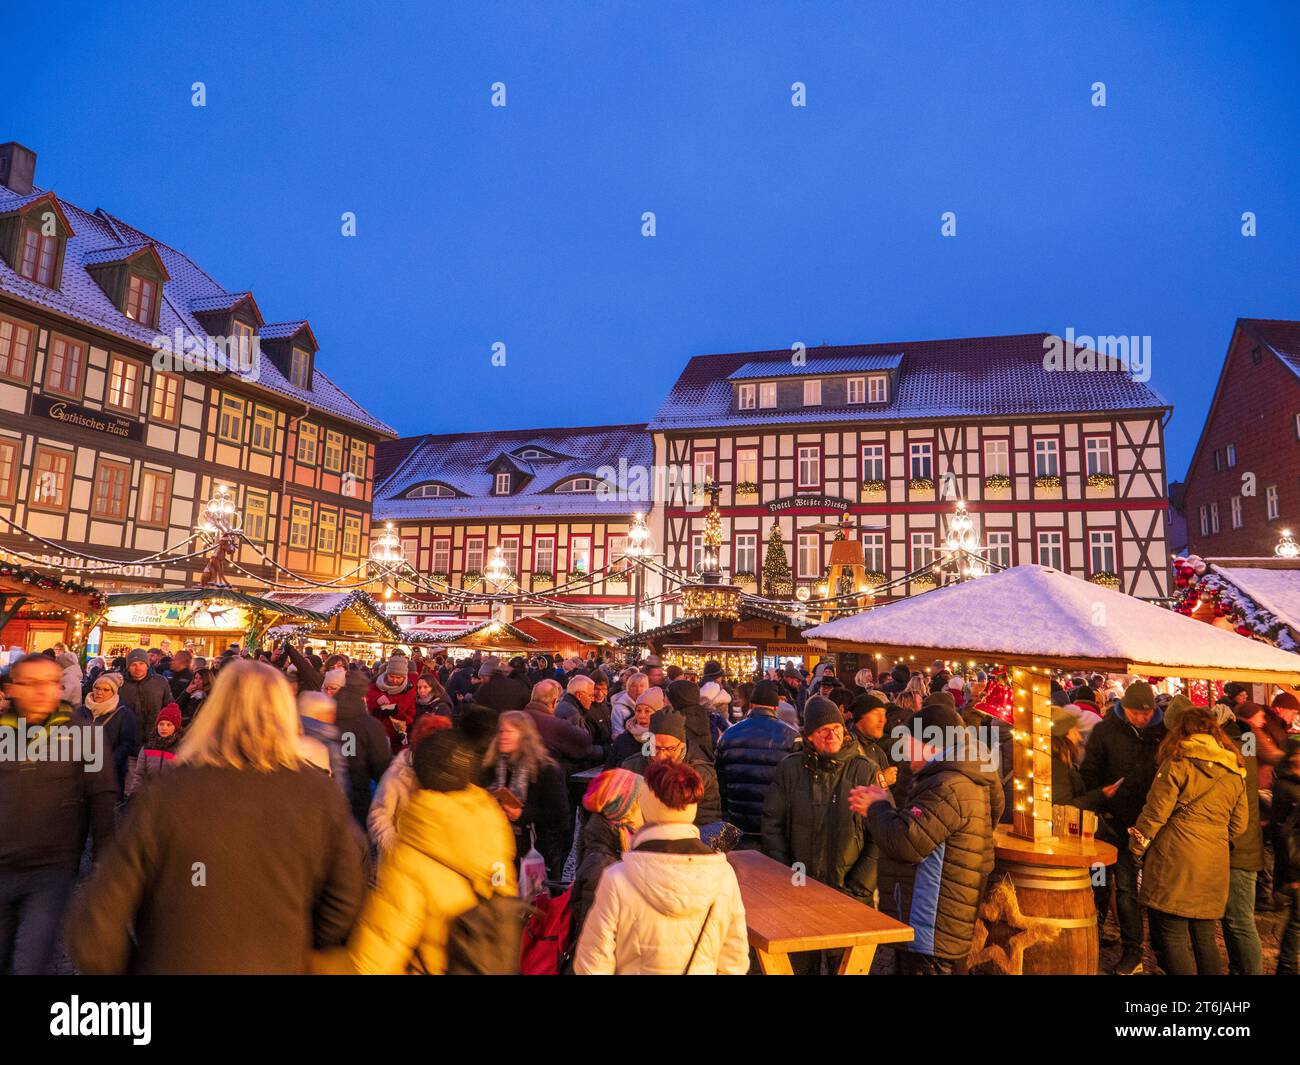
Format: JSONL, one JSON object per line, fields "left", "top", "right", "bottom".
{"left": 574, "top": 758, "right": 749, "bottom": 975}
{"left": 610, "top": 671, "right": 649, "bottom": 739}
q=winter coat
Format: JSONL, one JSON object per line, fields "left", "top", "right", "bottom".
{"left": 1272, "top": 765, "right": 1300, "bottom": 887}
{"left": 715, "top": 708, "right": 799, "bottom": 835}
{"left": 336, "top": 675, "right": 394, "bottom": 827}
{"left": 72, "top": 703, "right": 137, "bottom": 800}
{"left": 868, "top": 741, "right": 1004, "bottom": 961}
{"left": 58, "top": 662, "right": 83, "bottom": 707}
{"left": 622, "top": 750, "right": 723, "bottom": 826}
{"left": 300, "top": 716, "right": 349, "bottom": 802}
{"left": 761, "top": 741, "right": 879, "bottom": 898}
{"left": 68, "top": 765, "right": 369, "bottom": 974}
{"left": 0, "top": 704, "right": 118, "bottom": 872}
{"left": 368, "top": 749, "right": 418, "bottom": 856}
{"left": 167, "top": 668, "right": 193, "bottom": 702}
{"left": 1051, "top": 757, "right": 1106, "bottom": 811}
{"left": 668, "top": 696, "right": 715, "bottom": 760}
{"left": 572, "top": 814, "right": 623, "bottom": 940}
{"left": 344, "top": 786, "right": 518, "bottom": 974}
{"left": 573, "top": 822, "right": 749, "bottom": 975}
{"left": 476, "top": 672, "right": 530, "bottom": 712}
{"left": 118, "top": 670, "right": 172, "bottom": 754}
{"left": 848, "top": 728, "right": 891, "bottom": 780}
{"left": 610, "top": 690, "right": 636, "bottom": 739}
{"left": 607, "top": 726, "right": 650, "bottom": 768}
{"left": 1254, "top": 706, "right": 1291, "bottom": 790}
{"left": 482, "top": 757, "right": 570, "bottom": 880}
{"left": 1134, "top": 735, "right": 1248, "bottom": 919}
{"left": 125, "top": 732, "right": 182, "bottom": 796}
{"left": 1222, "top": 719, "right": 1264, "bottom": 872}
{"left": 367, "top": 679, "right": 418, "bottom": 755}
{"left": 1079, "top": 704, "right": 1165, "bottom": 830}
{"left": 556, "top": 694, "right": 608, "bottom": 761}
{"left": 524, "top": 700, "right": 596, "bottom": 780}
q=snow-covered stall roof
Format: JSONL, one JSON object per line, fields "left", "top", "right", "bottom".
{"left": 1211, "top": 565, "right": 1300, "bottom": 635}
{"left": 804, "top": 565, "right": 1300, "bottom": 682}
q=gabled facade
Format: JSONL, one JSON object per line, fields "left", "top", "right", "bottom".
{"left": 0, "top": 141, "right": 394, "bottom": 651}
{"left": 1183, "top": 318, "right": 1300, "bottom": 558}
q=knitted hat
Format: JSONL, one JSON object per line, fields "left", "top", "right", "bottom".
{"left": 1051, "top": 705, "right": 1079, "bottom": 738}
{"left": 910, "top": 701, "right": 964, "bottom": 733}
{"left": 700, "top": 659, "right": 724, "bottom": 682}
{"left": 582, "top": 768, "right": 643, "bottom": 820}
{"left": 803, "top": 696, "right": 842, "bottom": 734}
{"left": 750, "top": 680, "right": 783, "bottom": 708}
{"left": 1121, "top": 681, "right": 1156, "bottom": 711}
{"left": 1069, "top": 685, "right": 1098, "bottom": 707}
{"left": 639, "top": 759, "right": 703, "bottom": 826}
{"left": 156, "top": 703, "right": 182, "bottom": 729}
{"left": 323, "top": 668, "right": 346, "bottom": 688}
{"left": 666, "top": 679, "right": 700, "bottom": 711}
{"left": 478, "top": 656, "right": 500, "bottom": 679}
{"left": 848, "top": 691, "right": 887, "bottom": 722}
{"left": 126, "top": 648, "right": 149, "bottom": 667}
{"left": 923, "top": 690, "right": 957, "bottom": 714}
{"left": 648, "top": 708, "right": 687, "bottom": 742}
{"left": 93, "top": 671, "right": 124, "bottom": 692}
{"left": 1161, "top": 693, "right": 1193, "bottom": 732}
{"left": 414, "top": 729, "right": 481, "bottom": 792}
{"left": 386, "top": 654, "right": 410, "bottom": 677}
{"left": 634, "top": 686, "right": 668, "bottom": 712}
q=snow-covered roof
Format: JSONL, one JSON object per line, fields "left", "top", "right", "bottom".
{"left": 804, "top": 564, "right": 1300, "bottom": 681}
{"left": 1211, "top": 565, "right": 1300, "bottom": 634}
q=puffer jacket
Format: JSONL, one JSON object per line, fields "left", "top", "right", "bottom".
{"left": 367, "top": 749, "right": 418, "bottom": 856}
{"left": 1134, "top": 735, "right": 1249, "bottom": 919}
{"left": 344, "top": 785, "right": 518, "bottom": 974}
{"left": 715, "top": 708, "right": 799, "bottom": 835}
{"left": 761, "top": 741, "right": 879, "bottom": 898}
{"left": 1080, "top": 704, "right": 1165, "bottom": 829}
{"left": 867, "top": 740, "right": 1005, "bottom": 961}
{"left": 573, "top": 822, "right": 749, "bottom": 974}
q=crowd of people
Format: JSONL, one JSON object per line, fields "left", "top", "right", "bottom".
{"left": 1, "top": 639, "right": 1297, "bottom": 976}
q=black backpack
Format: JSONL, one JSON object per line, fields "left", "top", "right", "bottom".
{"left": 444, "top": 878, "right": 530, "bottom": 975}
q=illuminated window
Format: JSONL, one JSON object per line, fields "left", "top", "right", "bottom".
{"left": 30, "top": 447, "right": 72, "bottom": 510}
{"left": 797, "top": 446, "right": 820, "bottom": 489}
{"left": 218, "top": 394, "right": 246, "bottom": 444}
{"left": 0, "top": 316, "right": 34, "bottom": 383}
{"left": 251, "top": 406, "right": 276, "bottom": 453}
{"left": 0, "top": 439, "right": 17, "bottom": 503}
{"left": 19, "top": 225, "right": 58, "bottom": 286}
{"left": 348, "top": 440, "right": 367, "bottom": 479}
{"left": 124, "top": 275, "right": 158, "bottom": 325}
{"left": 342, "top": 515, "right": 362, "bottom": 557}
{"left": 91, "top": 460, "right": 131, "bottom": 520}
{"left": 290, "top": 347, "right": 311, "bottom": 389}
{"left": 138, "top": 470, "right": 171, "bottom": 527}
{"left": 244, "top": 491, "right": 268, "bottom": 542}
{"left": 797, "top": 532, "right": 820, "bottom": 578}
{"left": 297, "top": 423, "right": 318, "bottom": 465}
{"left": 735, "top": 448, "right": 759, "bottom": 485}
{"left": 106, "top": 355, "right": 142, "bottom": 413}
{"left": 984, "top": 439, "right": 1009, "bottom": 477}
{"left": 289, "top": 504, "right": 312, "bottom": 548}
{"left": 317, "top": 510, "right": 338, "bottom": 552}
{"left": 44, "top": 335, "right": 85, "bottom": 396}
{"left": 150, "top": 372, "right": 181, "bottom": 423}
{"left": 803, "top": 379, "right": 821, "bottom": 406}
{"left": 323, "top": 429, "right": 343, "bottom": 472}
{"left": 867, "top": 375, "right": 888, "bottom": 403}
{"left": 759, "top": 382, "right": 777, "bottom": 409}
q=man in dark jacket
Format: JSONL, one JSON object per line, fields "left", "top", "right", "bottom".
{"left": 716, "top": 680, "right": 799, "bottom": 836}
{"left": 119, "top": 648, "right": 172, "bottom": 755}
{"left": 166, "top": 649, "right": 194, "bottom": 701}
{"left": 475, "top": 657, "right": 530, "bottom": 712}
{"left": 525, "top": 679, "right": 598, "bottom": 779}
{"left": 334, "top": 672, "right": 392, "bottom": 827}
{"left": 1221, "top": 708, "right": 1264, "bottom": 974}
{"left": 1079, "top": 680, "right": 1165, "bottom": 975}
{"left": 851, "top": 699, "right": 1003, "bottom": 973}
{"left": 1, "top": 654, "right": 117, "bottom": 973}
{"left": 762, "top": 697, "right": 879, "bottom": 903}
{"left": 847, "top": 692, "right": 895, "bottom": 783}
{"left": 666, "top": 678, "right": 715, "bottom": 760}
{"left": 621, "top": 709, "right": 722, "bottom": 825}
{"left": 556, "top": 674, "right": 607, "bottom": 761}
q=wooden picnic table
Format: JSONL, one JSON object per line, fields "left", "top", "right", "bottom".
{"left": 727, "top": 849, "right": 914, "bottom": 974}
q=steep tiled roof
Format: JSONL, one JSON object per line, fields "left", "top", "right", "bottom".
{"left": 1243, "top": 318, "right": 1300, "bottom": 382}
{"left": 728, "top": 352, "right": 903, "bottom": 379}
{"left": 81, "top": 240, "right": 166, "bottom": 273}
{"left": 652, "top": 333, "right": 1168, "bottom": 430}
{"left": 260, "top": 320, "right": 313, "bottom": 341}
{"left": 190, "top": 290, "right": 258, "bottom": 315}
{"left": 0, "top": 178, "right": 393, "bottom": 438}
{"left": 375, "top": 424, "right": 653, "bottom": 520}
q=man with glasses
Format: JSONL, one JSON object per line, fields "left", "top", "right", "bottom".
{"left": 0, "top": 654, "right": 117, "bottom": 973}
{"left": 620, "top": 709, "right": 720, "bottom": 825}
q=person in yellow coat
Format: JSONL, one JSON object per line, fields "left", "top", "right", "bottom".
{"left": 346, "top": 729, "right": 518, "bottom": 974}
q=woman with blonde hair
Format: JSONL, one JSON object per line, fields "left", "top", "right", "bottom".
{"left": 481, "top": 709, "right": 569, "bottom": 879}
{"left": 67, "top": 660, "right": 367, "bottom": 974}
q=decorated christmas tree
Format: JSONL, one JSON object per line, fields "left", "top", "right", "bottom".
{"left": 762, "top": 522, "right": 793, "bottom": 598}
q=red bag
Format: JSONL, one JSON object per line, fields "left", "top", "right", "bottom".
{"left": 519, "top": 889, "right": 573, "bottom": 975}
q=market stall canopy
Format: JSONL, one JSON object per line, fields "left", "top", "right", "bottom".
{"left": 804, "top": 564, "right": 1300, "bottom": 684}
{"left": 404, "top": 618, "right": 538, "bottom": 650}
{"left": 618, "top": 599, "right": 811, "bottom": 647}
{"left": 0, "top": 564, "right": 105, "bottom": 617}
{"left": 261, "top": 589, "right": 402, "bottom": 640}
{"left": 1210, "top": 562, "right": 1300, "bottom": 636}
{"left": 106, "top": 587, "right": 330, "bottom": 622}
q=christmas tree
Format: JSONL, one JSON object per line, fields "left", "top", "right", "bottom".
{"left": 762, "top": 521, "right": 793, "bottom": 598}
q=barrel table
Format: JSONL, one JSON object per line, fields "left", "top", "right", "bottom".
{"left": 969, "top": 826, "right": 1118, "bottom": 975}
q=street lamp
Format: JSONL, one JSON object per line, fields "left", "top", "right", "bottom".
{"left": 1276, "top": 529, "right": 1300, "bottom": 559}
{"left": 484, "top": 546, "right": 513, "bottom": 588}
{"left": 195, "top": 484, "right": 243, "bottom": 588}
{"left": 624, "top": 512, "right": 655, "bottom": 651}
{"left": 369, "top": 522, "right": 403, "bottom": 567}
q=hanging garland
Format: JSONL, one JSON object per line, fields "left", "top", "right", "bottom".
{"left": 0, "top": 562, "right": 107, "bottom": 612}
{"left": 1171, "top": 555, "right": 1299, "bottom": 653}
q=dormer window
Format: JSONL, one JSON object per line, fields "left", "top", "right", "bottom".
{"left": 406, "top": 482, "right": 455, "bottom": 499}
{"left": 233, "top": 319, "right": 256, "bottom": 360}
{"left": 846, "top": 377, "right": 865, "bottom": 404}
{"left": 803, "top": 380, "right": 821, "bottom": 406}
{"left": 556, "top": 476, "right": 598, "bottom": 493}
{"left": 290, "top": 347, "right": 311, "bottom": 389}
{"left": 494, "top": 472, "right": 512, "bottom": 495}
{"left": 867, "top": 374, "right": 888, "bottom": 402}
{"left": 759, "top": 382, "right": 777, "bottom": 409}
{"left": 19, "top": 224, "right": 57, "bottom": 285}
{"left": 124, "top": 274, "right": 158, "bottom": 325}
{"left": 737, "top": 383, "right": 756, "bottom": 410}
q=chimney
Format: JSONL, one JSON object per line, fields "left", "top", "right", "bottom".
{"left": 0, "top": 143, "right": 37, "bottom": 195}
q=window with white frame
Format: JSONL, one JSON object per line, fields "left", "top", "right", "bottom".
{"left": 735, "top": 448, "right": 758, "bottom": 485}
{"left": 735, "top": 533, "right": 757, "bottom": 575}
{"left": 1036, "top": 531, "right": 1063, "bottom": 569}
{"left": 1210, "top": 502, "right": 1220, "bottom": 534}
{"left": 867, "top": 374, "right": 888, "bottom": 403}
{"left": 494, "top": 471, "right": 511, "bottom": 495}
{"left": 1231, "top": 496, "right": 1243, "bottom": 529}
{"left": 759, "top": 382, "right": 777, "bottom": 409}
{"left": 909, "top": 442, "right": 933, "bottom": 481}
{"left": 738, "top": 383, "right": 756, "bottom": 410}
{"left": 1199, "top": 505, "right": 1209, "bottom": 536}
{"left": 862, "top": 533, "right": 885, "bottom": 574}
{"left": 797, "top": 445, "right": 821, "bottom": 489}
{"left": 984, "top": 439, "right": 1009, "bottom": 477}
{"left": 690, "top": 533, "right": 703, "bottom": 573}
{"left": 432, "top": 538, "right": 451, "bottom": 574}
{"left": 1089, "top": 530, "right": 1116, "bottom": 574}
{"left": 570, "top": 535, "right": 592, "bottom": 573}
{"left": 693, "top": 449, "right": 716, "bottom": 488}
{"left": 803, "top": 379, "right": 822, "bottom": 406}
{"left": 846, "top": 377, "right": 865, "bottom": 404}
{"left": 606, "top": 535, "right": 627, "bottom": 571}
{"left": 861, "top": 443, "right": 885, "bottom": 482}
{"left": 465, "top": 538, "right": 486, "bottom": 574}
{"left": 556, "top": 477, "right": 598, "bottom": 493}
{"left": 797, "top": 532, "right": 820, "bottom": 578}
{"left": 1085, "top": 437, "right": 1112, "bottom": 476}
{"left": 1267, "top": 485, "right": 1279, "bottom": 520}
{"left": 499, "top": 536, "right": 520, "bottom": 576}
{"left": 1226, "top": 444, "right": 1237, "bottom": 468}
{"left": 910, "top": 532, "right": 935, "bottom": 573}
{"left": 1034, "top": 438, "right": 1060, "bottom": 478}
{"left": 986, "top": 530, "right": 1012, "bottom": 569}
{"left": 407, "top": 483, "right": 455, "bottom": 499}
{"left": 532, "top": 537, "right": 554, "bottom": 576}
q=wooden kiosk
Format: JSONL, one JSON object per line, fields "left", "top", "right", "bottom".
{"left": 806, "top": 564, "right": 1300, "bottom": 974}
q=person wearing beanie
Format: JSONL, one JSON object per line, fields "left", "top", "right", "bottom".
{"left": 344, "top": 727, "right": 517, "bottom": 974}
{"left": 606, "top": 686, "right": 662, "bottom": 769}
{"left": 125, "top": 702, "right": 186, "bottom": 797}
{"left": 70, "top": 669, "right": 137, "bottom": 800}
{"left": 571, "top": 769, "right": 645, "bottom": 941}
{"left": 700, "top": 659, "right": 724, "bottom": 685}
{"left": 846, "top": 692, "right": 893, "bottom": 784}
{"left": 1079, "top": 677, "right": 1166, "bottom": 974}
{"left": 322, "top": 667, "right": 347, "bottom": 698}
{"left": 474, "top": 656, "right": 530, "bottom": 714}
{"left": 666, "top": 678, "right": 715, "bottom": 760}
{"left": 619, "top": 709, "right": 721, "bottom": 825}
{"left": 762, "top": 687, "right": 880, "bottom": 965}
{"left": 848, "top": 691, "right": 1005, "bottom": 974}
{"left": 574, "top": 759, "right": 748, "bottom": 974}
{"left": 119, "top": 646, "right": 173, "bottom": 757}
{"left": 366, "top": 653, "right": 418, "bottom": 755}
{"left": 715, "top": 674, "right": 800, "bottom": 838}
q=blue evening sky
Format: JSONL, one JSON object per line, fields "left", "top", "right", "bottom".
{"left": 4, "top": 1, "right": 1297, "bottom": 477}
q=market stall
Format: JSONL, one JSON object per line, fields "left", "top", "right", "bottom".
{"left": 261, "top": 589, "right": 404, "bottom": 659}
{"left": 404, "top": 617, "right": 539, "bottom": 656}
{"left": 805, "top": 563, "right": 1300, "bottom": 975}
{"left": 0, "top": 563, "right": 105, "bottom": 655}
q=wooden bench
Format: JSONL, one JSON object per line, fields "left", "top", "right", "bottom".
{"left": 727, "top": 850, "right": 914, "bottom": 974}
